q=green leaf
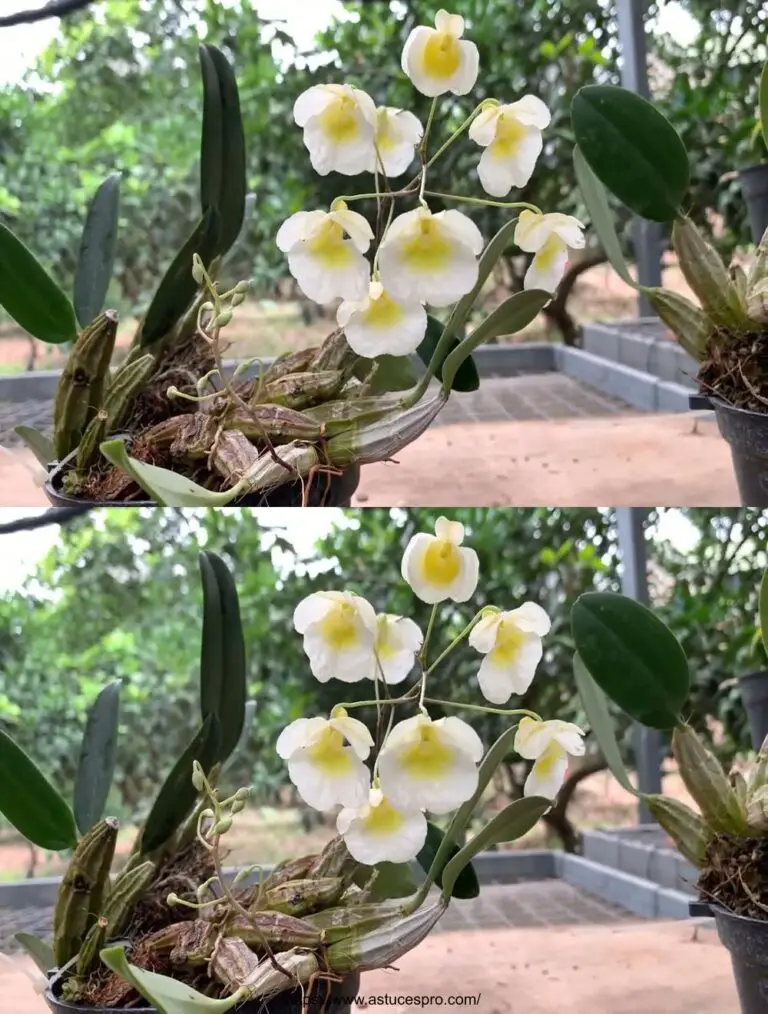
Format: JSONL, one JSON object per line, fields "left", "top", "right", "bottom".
{"left": 14, "top": 933, "right": 54, "bottom": 974}
{"left": 760, "top": 62, "right": 768, "bottom": 150}
{"left": 13, "top": 425, "right": 54, "bottom": 466}
{"left": 140, "top": 713, "right": 221, "bottom": 854}
{"left": 447, "top": 725, "right": 519, "bottom": 847}
{"left": 573, "top": 145, "right": 636, "bottom": 288}
{"left": 223, "top": 699, "right": 256, "bottom": 773}
{"left": 100, "top": 439, "right": 244, "bottom": 506}
{"left": 0, "top": 728, "right": 77, "bottom": 850}
{"left": 571, "top": 85, "right": 689, "bottom": 222}
{"left": 353, "top": 354, "right": 419, "bottom": 393}
{"left": 100, "top": 945, "right": 241, "bottom": 1014}
{"left": 198, "top": 45, "right": 224, "bottom": 216}
{"left": 446, "top": 218, "right": 519, "bottom": 340}
{"left": 415, "top": 822, "right": 479, "bottom": 900}
{"left": 441, "top": 797, "right": 551, "bottom": 899}
{"left": 0, "top": 222, "right": 77, "bottom": 344}
{"left": 353, "top": 861, "right": 418, "bottom": 900}
{"left": 416, "top": 315, "right": 479, "bottom": 392}
{"left": 140, "top": 207, "right": 221, "bottom": 346}
{"left": 573, "top": 652, "right": 636, "bottom": 795}
{"left": 441, "top": 289, "right": 550, "bottom": 392}
{"left": 571, "top": 592, "right": 690, "bottom": 729}
{"left": 760, "top": 568, "right": 768, "bottom": 659}
{"left": 74, "top": 679, "right": 122, "bottom": 835}
{"left": 74, "top": 172, "right": 121, "bottom": 328}
{"left": 205, "top": 45, "right": 247, "bottom": 256}
{"left": 198, "top": 552, "right": 247, "bottom": 765}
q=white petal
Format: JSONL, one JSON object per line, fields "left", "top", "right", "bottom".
{"left": 468, "top": 613, "right": 503, "bottom": 654}
{"left": 468, "top": 106, "right": 501, "bottom": 147}
{"left": 514, "top": 717, "right": 554, "bottom": 760}
{"left": 348, "top": 592, "right": 378, "bottom": 634}
{"left": 524, "top": 243, "right": 568, "bottom": 293}
{"left": 514, "top": 210, "right": 552, "bottom": 253}
{"left": 293, "top": 591, "right": 336, "bottom": 633}
{"left": 401, "top": 27, "right": 443, "bottom": 97}
{"left": 351, "top": 86, "right": 378, "bottom": 127}
{"left": 551, "top": 721, "right": 586, "bottom": 757}
{"left": 304, "top": 638, "right": 375, "bottom": 684}
{"left": 393, "top": 616, "right": 424, "bottom": 653}
{"left": 377, "top": 748, "right": 478, "bottom": 815}
{"left": 524, "top": 748, "right": 568, "bottom": 799}
{"left": 450, "top": 40, "right": 479, "bottom": 95}
{"left": 377, "top": 647, "right": 418, "bottom": 685}
{"left": 379, "top": 241, "right": 479, "bottom": 308}
{"left": 435, "top": 10, "right": 465, "bottom": 36}
{"left": 377, "top": 140, "right": 419, "bottom": 178}
{"left": 330, "top": 208, "right": 374, "bottom": 254}
{"left": 395, "top": 109, "right": 425, "bottom": 145}
{"left": 336, "top": 805, "right": 358, "bottom": 836}
{"left": 342, "top": 807, "right": 427, "bottom": 864}
{"left": 275, "top": 211, "right": 315, "bottom": 253}
{"left": 448, "top": 546, "right": 480, "bottom": 602}
{"left": 381, "top": 715, "right": 425, "bottom": 753}
{"left": 476, "top": 655, "right": 517, "bottom": 705}
{"left": 507, "top": 602, "right": 551, "bottom": 636}
{"left": 437, "top": 716, "right": 484, "bottom": 762}
{"left": 438, "top": 210, "right": 484, "bottom": 256}
{"left": 344, "top": 301, "right": 427, "bottom": 358}
{"left": 304, "top": 117, "right": 375, "bottom": 177}
{"left": 293, "top": 85, "right": 335, "bottom": 127}
{"left": 549, "top": 214, "right": 586, "bottom": 249}
{"left": 379, "top": 208, "right": 423, "bottom": 247}
{"left": 506, "top": 635, "right": 544, "bottom": 694}
{"left": 331, "top": 714, "right": 374, "bottom": 760}
{"left": 507, "top": 95, "right": 551, "bottom": 129}
{"left": 434, "top": 516, "right": 465, "bottom": 544}
{"left": 477, "top": 147, "right": 516, "bottom": 198}
{"left": 288, "top": 246, "right": 370, "bottom": 304}
{"left": 277, "top": 717, "right": 323, "bottom": 759}
{"left": 400, "top": 533, "right": 446, "bottom": 604}
{"left": 336, "top": 297, "right": 362, "bottom": 329}
{"left": 289, "top": 752, "right": 370, "bottom": 810}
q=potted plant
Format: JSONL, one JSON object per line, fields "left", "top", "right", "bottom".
{"left": 567, "top": 63, "right": 768, "bottom": 506}
{"left": 3, "top": 8, "right": 588, "bottom": 507}
{"left": 569, "top": 564, "right": 768, "bottom": 1013}
{"left": 4, "top": 516, "right": 585, "bottom": 1011}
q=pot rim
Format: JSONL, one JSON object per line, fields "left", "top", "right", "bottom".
{"left": 738, "top": 161, "right": 768, "bottom": 178}
{"left": 738, "top": 669, "right": 768, "bottom": 683}
{"left": 44, "top": 981, "right": 155, "bottom": 1013}
{"left": 710, "top": 902, "right": 768, "bottom": 928}
{"left": 706, "top": 395, "right": 768, "bottom": 423}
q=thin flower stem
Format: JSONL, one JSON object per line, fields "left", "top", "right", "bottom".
{"left": 424, "top": 191, "right": 542, "bottom": 213}
{"left": 420, "top": 97, "right": 439, "bottom": 156}
{"left": 332, "top": 187, "right": 416, "bottom": 206}
{"left": 420, "top": 604, "right": 438, "bottom": 665}
{"left": 424, "top": 102, "right": 486, "bottom": 170}
{"left": 425, "top": 698, "right": 542, "bottom": 721}
{"left": 425, "top": 611, "right": 486, "bottom": 675}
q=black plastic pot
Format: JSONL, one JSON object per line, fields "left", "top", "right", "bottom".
{"left": 711, "top": 905, "right": 768, "bottom": 1014}
{"left": 689, "top": 393, "right": 768, "bottom": 507}
{"left": 740, "top": 163, "right": 768, "bottom": 244}
{"left": 44, "top": 462, "right": 360, "bottom": 508}
{"left": 740, "top": 670, "right": 768, "bottom": 751}
{"left": 44, "top": 970, "right": 361, "bottom": 1014}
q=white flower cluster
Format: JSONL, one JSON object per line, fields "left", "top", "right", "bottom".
{"left": 276, "top": 9, "right": 585, "bottom": 361}
{"left": 277, "top": 516, "right": 585, "bottom": 867}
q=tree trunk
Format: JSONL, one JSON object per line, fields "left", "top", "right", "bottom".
{"left": 542, "top": 248, "right": 608, "bottom": 347}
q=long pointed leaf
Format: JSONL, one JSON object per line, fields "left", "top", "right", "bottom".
{"left": 74, "top": 679, "right": 122, "bottom": 835}
{"left": 415, "top": 822, "right": 479, "bottom": 900}
{"left": 415, "top": 314, "right": 479, "bottom": 392}
{"left": 447, "top": 725, "right": 519, "bottom": 846}
{"left": 140, "top": 207, "right": 221, "bottom": 346}
{"left": 223, "top": 699, "right": 256, "bottom": 773}
{"left": 198, "top": 552, "right": 247, "bottom": 764}
{"left": 446, "top": 217, "right": 520, "bottom": 340}
{"left": 74, "top": 172, "right": 121, "bottom": 327}
{"left": 140, "top": 714, "right": 221, "bottom": 854}
{"left": 0, "top": 223, "right": 77, "bottom": 344}
{"left": 199, "top": 45, "right": 224, "bottom": 215}
{"left": 14, "top": 933, "right": 54, "bottom": 974}
{"left": 573, "top": 652, "right": 636, "bottom": 795}
{"left": 205, "top": 45, "right": 247, "bottom": 255}
{"left": 0, "top": 729, "right": 77, "bottom": 850}
{"left": 573, "top": 145, "right": 636, "bottom": 288}
{"left": 440, "top": 796, "right": 551, "bottom": 899}
{"left": 13, "top": 425, "right": 54, "bottom": 467}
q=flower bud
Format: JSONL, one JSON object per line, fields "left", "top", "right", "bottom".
{"left": 192, "top": 761, "right": 206, "bottom": 791}
{"left": 213, "top": 310, "right": 233, "bottom": 330}
{"left": 234, "top": 280, "right": 251, "bottom": 294}
{"left": 234, "top": 787, "right": 251, "bottom": 801}
{"left": 166, "top": 892, "right": 180, "bottom": 907}
{"left": 192, "top": 254, "right": 205, "bottom": 284}
{"left": 231, "top": 292, "right": 246, "bottom": 308}
{"left": 231, "top": 799, "right": 246, "bottom": 815}
{"left": 211, "top": 817, "right": 233, "bottom": 836}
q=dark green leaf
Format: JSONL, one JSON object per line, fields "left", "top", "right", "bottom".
{"left": 13, "top": 426, "right": 54, "bottom": 467}
{"left": 140, "top": 207, "right": 221, "bottom": 346}
{"left": 571, "top": 85, "right": 689, "bottom": 222}
{"left": 353, "top": 354, "right": 419, "bottom": 393}
{"left": 0, "top": 222, "right": 77, "bottom": 344}
{"left": 416, "top": 315, "right": 479, "bottom": 393}
{"left": 223, "top": 700, "right": 256, "bottom": 773}
{"left": 198, "top": 552, "right": 246, "bottom": 765}
{"left": 0, "top": 728, "right": 77, "bottom": 850}
{"left": 445, "top": 218, "right": 518, "bottom": 340}
{"left": 353, "top": 861, "right": 418, "bottom": 900}
{"left": 74, "top": 172, "right": 121, "bottom": 328}
{"left": 416, "top": 822, "right": 479, "bottom": 900}
{"left": 140, "top": 714, "right": 221, "bottom": 854}
{"left": 198, "top": 45, "right": 224, "bottom": 216}
{"left": 205, "top": 46, "right": 247, "bottom": 255}
{"left": 448, "top": 725, "right": 518, "bottom": 846}
{"left": 441, "top": 290, "right": 550, "bottom": 392}
{"left": 573, "top": 145, "right": 636, "bottom": 287}
{"left": 441, "top": 797, "right": 550, "bottom": 898}
{"left": 14, "top": 934, "right": 55, "bottom": 974}
{"left": 573, "top": 652, "right": 636, "bottom": 795}
{"left": 74, "top": 680, "right": 122, "bottom": 835}
{"left": 571, "top": 592, "right": 690, "bottom": 729}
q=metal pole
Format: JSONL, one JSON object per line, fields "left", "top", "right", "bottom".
{"left": 616, "top": 508, "right": 662, "bottom": 823}
{"left": 616, "top": 0, "right": 662, "bottom": 316}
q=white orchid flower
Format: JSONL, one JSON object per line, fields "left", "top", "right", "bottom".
{"left": 378, "top": 207, "right": 484, "bottom": 308}
{"left": 369, "top": 614, "right": 424, "bottom": 685}
{"left": 370, "top": 107, "right": 424, "bottom": 176}
{"left": 514, "top": 209, "right": 586, "bottom": 293}
{"left": 276, "top": 205, "right": 373, "bottom": 305}
{"left": 514, "top": 717, "right": 586, "bottom": 800}
{"left": 469, "top": 97, "right": 551, "bottom": 197}
{"left": 336, "top": 280, "right": 427, "bottom": 357}
{"left": 276, "top": 711, "right": 373, "bottom": 811}
{"left": 401, "top": 516, "right": 479, "bottom": 604}
{"left": 293, "top": 590, "right": 377, "bottom": 683}
{"left": 294, "top": 83, "right": 377, "bottom": 176}
{"left": 337, "top": 786, "right": 427, "bottom": 864}
{"left": 402, "top": 10, "right": 479, "bottom": 97}
{"left": 468, "top": 603, "right": 552, "bottom": 704}
{"left": 377, "top": 714, "right": 483, "bottom": 814}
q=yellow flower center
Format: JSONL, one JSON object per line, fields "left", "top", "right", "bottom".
{"left": 363, "top": 798, "right": 405, "bottom": 836}
{"left": 306, "top": 727, "right": 353, "bottom": 775}
{"left": 534, "top": 234, "right": 564, "bottom": 271}
{"left": 490, "top": 114, "right": 526, "bottom": 158}
{"left": 489, "top": 620, "right": 525, "bottom": 667}
{"left": 319, "top": 95, "right": 360, "bottom": 143}
{"left": 421, "top": 538, "right": 461, "bottom": 586}
{"left": 422, "top": 31, "right": 461, "bottom": 79}
{"left": 306, "top": 220, "right": 353, "bottom": 268}
{"left": 363, "top": 291, "right": 404, "bottom": 329}
{"left": 375, "top": 111, "right": 398, "bottom": 154}
{"left": 375, "top": 617, "right": 398, "bottom": 661}
{"left": 319, "top": 601, "right": 359, "bottom": 650}
{"left": 533, "top": 740, "right": 564, "bottom": 777}
{"left": 399, "top": 218, "right": 452, "bottom": 272}
{"left": 399, "top": 724, "right": 454, "bottom": 778}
